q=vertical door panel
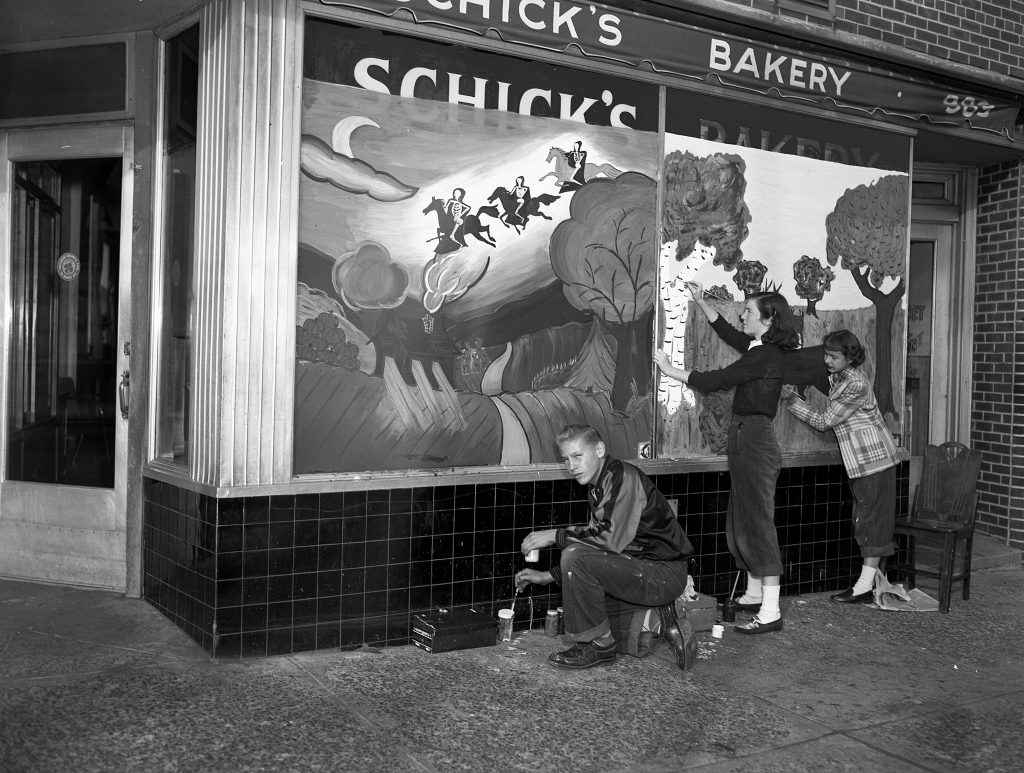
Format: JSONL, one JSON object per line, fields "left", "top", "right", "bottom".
{"left": 0, "top": 126, "right": 133, "bottom": 590}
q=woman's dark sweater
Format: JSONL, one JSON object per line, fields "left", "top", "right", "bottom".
{"left": 687, "top": 316, "right": 784, "bottom": 417}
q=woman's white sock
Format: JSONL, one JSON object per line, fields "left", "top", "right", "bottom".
{"left": 852, "top": 564, "right": 877, "bottom": 595}
{"left": 735, "top": 574, "right": 762, "bottom": 605}
{"left": 757, "top": 585, "right": 781, "bottom": 623}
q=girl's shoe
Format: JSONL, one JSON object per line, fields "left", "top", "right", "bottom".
{"left": 734, "top": 617, "right": 784, "bottom": 635}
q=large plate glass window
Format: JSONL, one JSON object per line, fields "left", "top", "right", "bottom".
{"left": 295, "top": 19, "right": 660, "bottom": 473}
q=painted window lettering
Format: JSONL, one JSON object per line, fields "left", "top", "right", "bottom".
{"left": 698, "top": 120, "right": 883, "bottom": 167}
{"left": 353, "top": 57, "right": 637, "bottom": 126}
{"left": 943, "top": 94, "right": 993, "bottom": 119}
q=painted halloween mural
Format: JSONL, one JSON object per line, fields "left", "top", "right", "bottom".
{"left": 656, "top": 92, "right": 911, "bottom": 457}
{"left": 295, "top": 19, "right": 660, "bottom": 473}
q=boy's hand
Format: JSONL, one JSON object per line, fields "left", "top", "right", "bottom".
{"left": 515, "top": 569, "right": 554, "bottom": 591}
{"left": 521, "top": 529, "right": 557, "bottom": 554}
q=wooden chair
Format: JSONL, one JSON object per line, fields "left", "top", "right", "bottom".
{"left": 889, "top": 442, "right": 983, "bottom": 613}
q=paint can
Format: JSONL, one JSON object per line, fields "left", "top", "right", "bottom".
{"left": 711, "top": 623, "right": 724, "bottom": 639}
{"left": 525, "top": 549, "right": 540, "bottom": 562}
{"left": 721, "top": 598, "right": 737, "bottom": 623}
{"left": 544, "top": 609, "right": 559, "bottom": 636}
{"left": 497, "top": 608, "right": 514, "bottom": 642}
{"left": 556, "top": 606, "right": 564, "bottom": 634}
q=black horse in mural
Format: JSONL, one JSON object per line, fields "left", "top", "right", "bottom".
{"left": 422, "top": 196, "right": 499, "bottom": 255}
{"left": 487, "top": 187, "right": 559, "bottom": 233}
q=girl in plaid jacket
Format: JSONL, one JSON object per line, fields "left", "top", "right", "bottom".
{"left": 781, "top": 329, "right": 901, "bottom": 604}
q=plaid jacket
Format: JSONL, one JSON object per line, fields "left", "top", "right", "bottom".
{"left": 786, "top": 366, "right": 899, "bottom": 479}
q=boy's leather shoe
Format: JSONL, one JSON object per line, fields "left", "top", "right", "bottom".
{"left": 657, "top": 604, "right": 697, "bottom": 671}
{"left": 831, "top": 588, "right": 874, "bottom": 604}
{"left": 734, "top": 617, "right": 784, "bottom": 635}
{"left": 548, "top": 639, "right": 617, "bottom": 669}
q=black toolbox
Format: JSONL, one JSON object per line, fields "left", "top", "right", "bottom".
{"left": 411, "top": 607, "right": 498, "bottom": 653}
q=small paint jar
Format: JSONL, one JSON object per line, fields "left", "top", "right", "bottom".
{"left": 556, "top": 606, "right": 564, "bottom": 634}
{"left": 498, "top": 608, "right": 514, "bottom": 642}
{"left": 525, "top": 549, "right": 540, "bottom": 562}
{"left": 721, "top": 599, "right": 737, "bottom": 623}
{"left": 712, "top": 623, "right": 724, "bottom": 639}
{"left": 544, "top": 609, "right": 559, "bottom": 636}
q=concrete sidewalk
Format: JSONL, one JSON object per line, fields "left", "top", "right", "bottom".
{"left": 1, "top": 563, "right": 1022, "bottom": 772}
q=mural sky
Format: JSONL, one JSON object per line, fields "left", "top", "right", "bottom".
{"left": 300, "top": 81, "right": 657, "bottom": 323}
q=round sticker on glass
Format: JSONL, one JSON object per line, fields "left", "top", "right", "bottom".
{"left": 57, "top": 252, "right": 80, "bottom": 282}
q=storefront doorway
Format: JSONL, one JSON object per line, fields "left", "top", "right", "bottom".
{"left": 0, "top": 125, "right": 135, "bottom": 590}
{"left": 907, "top": 166, "right": 976, "bottom": 456}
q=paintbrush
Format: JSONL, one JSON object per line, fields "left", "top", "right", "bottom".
{"left": 702, "top": 287, "right": 732, "bottom": 302}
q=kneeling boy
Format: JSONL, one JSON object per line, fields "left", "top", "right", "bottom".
{"left": 515, "top": 425, "right": 696, "bottom": 670}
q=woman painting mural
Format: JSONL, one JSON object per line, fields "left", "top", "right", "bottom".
{"left": 655, "top": 280, "right": 802, "bottom": 635}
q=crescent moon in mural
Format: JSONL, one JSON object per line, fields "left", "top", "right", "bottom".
{"left": 300, "top": 133, "right": 418, "bottom": 202}
{"left": 331, "top": 116, "right": 380, "bottom": 157}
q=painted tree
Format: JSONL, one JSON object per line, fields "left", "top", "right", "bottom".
{"left": 661, "top": 150, "right": 751, "bottom": 269}
{"left": 733, "top": 259, "right": 768, "bottom": 297}
{"left": 793, "top": 255, "right": 835, "bottom": 318}
{"left": 549, "top": 172, "right": 656, "bottom": 412}
{"left": 658, "top": 151, "right": 751, "bottom": 419}
{"left": 825, "top": 174, "right": 908, "bottom": 418}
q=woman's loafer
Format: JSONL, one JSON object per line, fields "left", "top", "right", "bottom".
{"left": 831, "top": 588, "right": 874, "bottom": 604}
{"left": 719, "top": 598, "right": 761, "bottom": 612}
{"left": 734, "top": 617, "right": 784, "bottom": 635}
{"left": 548, "top": 640, "right": 617, "bottom": 669}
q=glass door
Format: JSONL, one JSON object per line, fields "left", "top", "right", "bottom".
{"left": 908, "top": 221, "right": 967, "bottom": 452}
{"left": 1, "top": 125, "right": 134, "bottom": 590}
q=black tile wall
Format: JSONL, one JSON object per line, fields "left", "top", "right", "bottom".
{"left": 143, "top": 462, "right": 909, "bottom": 658}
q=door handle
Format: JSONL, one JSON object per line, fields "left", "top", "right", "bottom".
{"left": 119, "top": 371, "right": 130, "bottom": 419}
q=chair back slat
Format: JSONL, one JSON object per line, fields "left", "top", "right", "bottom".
{"left": 911, "top": 442, "right": 983, "bottom": 524}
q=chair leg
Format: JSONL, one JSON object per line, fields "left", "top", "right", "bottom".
{"left": 938, "top": 532, "right": 955, "bottom": 614}
{"left": 905, "top": 535, "right": 916, "bottom": 590}
{"left": 962, "top": 534, "right": 973, "bottom": 601}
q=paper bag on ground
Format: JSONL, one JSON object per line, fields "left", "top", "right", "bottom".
{"left": 873, "top": 569, "right": 939, "bottom": 612}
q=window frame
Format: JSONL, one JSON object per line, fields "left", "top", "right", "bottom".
{"left": 0, "top": 34, "right": 134, "bottom": 128}
{"left": 148, "top": 17, "right": 202, "bottom": 472}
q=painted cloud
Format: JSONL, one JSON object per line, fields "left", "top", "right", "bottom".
{"left": 331, "top": 241, "right": 410, "bottom": 310}
{"left": 300, "top": 134, "right": 418, "bottom": 202}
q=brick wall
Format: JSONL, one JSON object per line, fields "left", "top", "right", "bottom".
{"left": 973, "top": 160, "right": 1023, "bottom": 549}
{"left": 832, "top": 0, "right": 1024, "bottom": 76}
{"left": 702, "top": 1, "right": 1024, "bottom": 80}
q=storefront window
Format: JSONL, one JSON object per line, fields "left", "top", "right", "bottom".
{"left": 656, "top": 90, "right": 912, "bottom": 457}
{"left": 154, "top": 24, "right": 199, "bottom": 464}
{"left": 294, "top": 18, "right": 661, "bottom": 474}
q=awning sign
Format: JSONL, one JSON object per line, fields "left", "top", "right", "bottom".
{"left": 320, "top": 0, "right": 1022, "bottom": 138}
